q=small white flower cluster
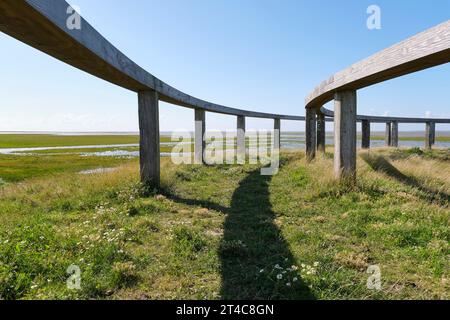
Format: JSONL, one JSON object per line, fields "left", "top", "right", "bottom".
{"left": 259, "top": 260, "right": 321, "bottom": 288}
{"left": 300, "top": 262, "right": 319, "bottom": 276}
{"left": 116, "top": 185, "right": 140, "bottom": 202}
{"left": 259, "top": 259, "right": 301, "bottom": 287}
{"left": 95, "top": 203, "right": 118, "bottom": 217}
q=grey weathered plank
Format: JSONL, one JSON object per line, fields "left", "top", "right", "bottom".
{"left": 361, "top": 120, "right": 370, "bottom": 149}
{"left": 307, "top": 20, "right": 450, "bottom": 108}
{"left": 391, "top": 121, "right": 399, "bottom": 147}
{"left": 334, "top": 91, "right": 357, "bottom": 180}
{"left": 138, "top": 90, "right": 160, "bottom": 187}
{"left": 320, "top": 107, "right": 450, "bottom": 124}
{"left": 425, "top": 122, "right": 436, "bottom": 149}
{"left": 237, "top": 116, "right": 246, "bottom": 164}
{"left": 0, "top": 0, "right": 304, "bottom": 121}
{"left": 385, "top": 123, "right": 392, "bottom": 147}
{"left": 274, "top": 118, "right": 281, "bottom": 152}
{"left": 316, "top": 112, "right": 326, "bottom": 153}
{"left": 305, "top": 108, "right": 316, "bottom": 160}
{"left": 194, "top": 109, "right": 206, "bottom": 165}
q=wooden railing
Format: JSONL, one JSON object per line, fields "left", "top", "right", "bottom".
{"left": 0, "top": 0, "right": 449, "bottom": 185}
{"left": 305, "top": 20, "right": 450, "bottom": 179}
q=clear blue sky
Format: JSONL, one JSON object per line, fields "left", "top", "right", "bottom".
{"left": 0, "top": 0, "right": 449, "bottom": 132}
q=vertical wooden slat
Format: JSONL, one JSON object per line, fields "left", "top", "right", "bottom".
{"left": 194, "top": 109, "right": 206, "bottom": 164}
{"left": 274, "top": 118, "right": 281, "bottom": 152}
{"left": 305, "top": 108, "right": 316, "bottom": 161}
{"left": 237, "top": 115, "right": 246, "bottom": 164}
{"left": 425, "top": 122, "right": 435, "bottom": 149}
{"left": 316, "top": 111, "right": 326, "bottom": 153}
{"left": 385, "top": 122, "right": 392, "bottom": 147}
{"left": 391, "top": 121, "right": 399, "bottom": 147}
{"left": 334, "top": 90, "right": 357, "bottom": 180}
{"left": 138, "top": 90, "right": 160, "bottom": 187}
{"left": 361, "top": 120, "right": 370, "bottom": 149}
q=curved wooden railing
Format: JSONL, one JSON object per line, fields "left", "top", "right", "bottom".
{"left": 0, "top": 0, "right": 449, "bottom": 184}
{"left": 305, "top": 20, "right": 450, "bottom": 178}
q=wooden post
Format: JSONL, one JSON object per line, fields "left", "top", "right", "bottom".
{"left": 316, "top": 111, "right": 326, "bottom": 153}
{"left": 237, "top": 115, "right": 246, "bottom": 164}
{"left": 391, "top": 121, "right": 399, "bottom": 147}
{"left": 361, "top": 120, "right": 370, "bottom": 149}
{"left": 334, "top": 91, "right": 357, "bottom": 180}
{"left": 305, "top": 108, "right": 316, "bottom": 161}
{"left": 194, "top": 109, "right": 206, "bottom": 164}
{"left": 274, "top": 118, "right": 281, "bottom": 152}
{"left": 425, "top": 122, "right": 435, "bottom": 149}
{"left": 385, "top": 122, "right": 392, "bottom": 147}
{"left": 138, "top": 90, "right": 160, "bottom": 188}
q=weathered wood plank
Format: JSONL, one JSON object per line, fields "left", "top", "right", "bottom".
{"left": 138, "top": 90, "right": 160, "bottom": 187}
{"left": 0, "top": 0, "right": 304, "bottom": 121}
{"left": 334, "top": 91, "right": 357, "bottom": 180}
{"left": 361, "top": 120, "right": 370, "bottom": 149}
{"left": 385, "top": 123, "right": 392, "bottom": 147}
{"left": 320, "top": 107, "right": 450, "bottom": 124}
{"left": 425, "top": 122, "right": 436, "bottom": 149}
{"left": 305, "top": 108, "right": 316, "bottom": 161}
{"left": 194, "top": 109, "right": 206, "bottom": 165}
{"left": 274, "top": 118, "right": 281, "bottom": 153}
{"left": 307, "top": 20, "right": 450, "bottom": 108}
{"left": 390, "top": 121, "right": 399, "bottom": 147}
{"left": 316, "top": 112, "right": 326, "bottom": 153}
{"left": 237, "top": 116, "right": 246, "bottom": 164}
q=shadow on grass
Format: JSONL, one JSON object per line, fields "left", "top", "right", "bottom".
{"left": 220, "top": 169, "right": 314, "bottom": 299}
{"left": 166, "top": 167, "right": 315, "bottom": 300}
{"left": 361, "top": 154, "right": 449, "bottom": 205}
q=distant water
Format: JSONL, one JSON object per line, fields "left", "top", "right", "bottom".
{"left": 0, "top": 132, "right": 448, "bottom": 157}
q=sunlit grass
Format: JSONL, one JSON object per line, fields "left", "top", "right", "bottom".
{"left": 0, "top": 148, "right": 448, "bottom": 300}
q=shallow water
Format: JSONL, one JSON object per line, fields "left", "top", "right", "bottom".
{"left": 0, "top": 135, "right": 448, "bottom": 158}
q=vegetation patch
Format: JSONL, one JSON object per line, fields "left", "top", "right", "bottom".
{"left": 0, "top": 147, "right": 448, "bottom": 299}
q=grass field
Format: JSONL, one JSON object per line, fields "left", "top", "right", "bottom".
{"left": 0, "top": 146, "right": 448, "bottom": 300}
{"left": 1, "top": 133, "right": 449, "bottom": 150}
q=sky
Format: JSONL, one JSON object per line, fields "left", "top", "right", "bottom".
{"left": 0, "top": 0, "right": 449, "bottom": 132}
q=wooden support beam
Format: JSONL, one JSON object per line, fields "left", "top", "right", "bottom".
{"left": 274, "top": 118, "right": 281, "bottom": 152}
{"left": 385, "top": 122, "right": 392, "bottom": 147}
{"left": 316, "top": 111, "right": 326, "bottom": 153}
{"left": 237, "top": 116, "right": 246, "bottom": 164}
{"left": 138, "top": 90, "right": 160, "bottom": 188}
{"left": 194, "top": 109, "right": 206, "bottom": 164}
{"left": 361, "top": 120, "right": 370, "bottom": 149}
{"left": 305, "top": 108, "right": 316, "bottom": 161}
{"left": 390, "top": 121, "right": 399, "bottom": 147}
{"left": 334, "top": 90, "right": 357, "bottom": 180}
{"left": 425, "top": 122, "right": 436, "bottom": 149}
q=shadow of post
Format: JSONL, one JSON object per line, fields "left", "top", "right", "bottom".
{"left": 361, "top": 154, "right": 449, "bottom": 205}
{"left": 219, "top": 169, "right": 314, "bottom": 300}
{"left": 165, "top": 166, "right": 315, "bottom": 299}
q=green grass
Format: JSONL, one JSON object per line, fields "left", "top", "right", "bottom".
{"left": 0, "top": 134, "right": 180, "bottom": 149}
{"left": 0, "top": 154, "right": 135, "bottom": 182}
{"left": 370, "top": 136, "right": 450, "bottom": 142}
{"left": 0, "top": 148, "right": 448, "bottom": 300}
